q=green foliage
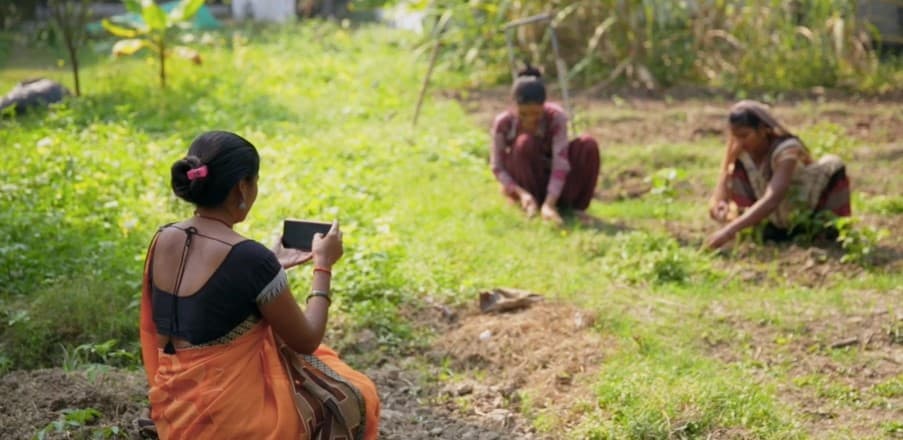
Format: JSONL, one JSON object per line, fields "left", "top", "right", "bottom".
{"left": 414, "top": 0, "right": 893, "bottom": 92}
{"left": 646, "top": 167, "right": 687, "bottom": 219}
{"left": 61, "top": 339, "right": 138, "bottom": 372}
{"left": 34, "top": 407, "right": 124, "bottom": 440}
{"left": 797, "top": 121, "right": 854, "bottom": 160}
{"left": 871, "top": 375, "right": 902, "bottom": 399}
{"left": 571, "top": 349, "right": 799, "bottom": 439}
{"left": 883, "top": 421, "right": 903, "bottom": 437}
{"left": 103, "top": 0, "right": 204, "bottom": 88}
{"left": 859, "top": 195, "right": 903, "bottom": 215}
{"left": 1, "top": 277, "right": 140, "bottom": 373}
{"left": 592, "top": 232, "right": 711, "bottom": 285}
{"left": 832, "top": 217, "right": 886, "bottom": 265}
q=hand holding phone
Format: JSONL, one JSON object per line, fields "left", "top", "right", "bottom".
{"left": 283, "top": 219, "right": 332, "bottom": 251}
{"left": 311, "top": 220, "right": 343, "bottom": 269}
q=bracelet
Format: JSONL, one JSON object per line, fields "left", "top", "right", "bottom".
{"left": 306, "top": 290, "right": 331, "bottom": 304}
{"left": 313, "top": 266, "right": 332, "bottom": 277}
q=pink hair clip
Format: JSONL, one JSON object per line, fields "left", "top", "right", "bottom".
{"left": 187, "top": 165, "right": 208, "bottom": 181}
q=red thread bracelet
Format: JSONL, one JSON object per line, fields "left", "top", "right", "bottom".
{"left": 313, "top": 267, "right": 332, "bottom": 276}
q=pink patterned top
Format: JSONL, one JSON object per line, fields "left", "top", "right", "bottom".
{"left": 490, "top": 102, "right": 571, "bottom": 198}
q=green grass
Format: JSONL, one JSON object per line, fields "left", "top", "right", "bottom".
{"left": 1, "top": 22, "right": 901, "bottom": 438}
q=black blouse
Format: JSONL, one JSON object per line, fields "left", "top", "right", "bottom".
{"left": 151, "top": 238, "right": 285, "bottom": 345}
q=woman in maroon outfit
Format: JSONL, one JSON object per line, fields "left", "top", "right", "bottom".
{"left": 490, "top": 66, "right": 600, "bottom": 224}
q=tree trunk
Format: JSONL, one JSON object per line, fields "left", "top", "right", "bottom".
{"left": 67, "top": 43, "right": 80, "bottom": 96}
{"left": 159, "top": 38, "right": 166, "bottom": 89}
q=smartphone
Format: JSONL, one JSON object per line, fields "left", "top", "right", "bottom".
{"left": 282, "top": 219, "right": 332, "bottom": 251}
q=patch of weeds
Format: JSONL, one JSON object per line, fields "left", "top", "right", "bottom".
{"left": 521, "top": 393, "right": 575, "bottom": 433}
{"left": 576, "top": 349, "right": 796, "bottom": 438}
{"left": 871, "top": 374, "right": 903, "bottom": 399}
{"left": 832, "top": 217, "right": 887, "bottom": 266}
{"left": 0, "top": 277, "right": 139, "bottom": 370}
{"left": 61, "top": 339, "right": 137, "bottom": 372}
{"left": 882, "top": 421, "right": 903, "bottom": 437}
{"left": 598, "top": 231, "right": 715, "bottom": 285}
{"left": 816, "top": 382, "right": 862, "bottom": 405}
{"left": 858, "top": 194, "right": 903, "bottom": 215}
{"left": 740, "top": 212, "right": 887, "bottom": 268}
{"left": 34, "top": 407, "right": 124, "bottom": 439}
{"left": 646, "top": 167, "right": 688, "bottom": 219}
{"left": 798, "top": 122, "right": 855, "bottom": 161}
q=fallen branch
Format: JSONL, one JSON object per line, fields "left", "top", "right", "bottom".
{"left": 829, "top": 337, "right": 859, "bottom": 349}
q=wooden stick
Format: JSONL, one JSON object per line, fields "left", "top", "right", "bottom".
{"left": 412, "top": 37, "right": 440, "bottom": 128}
{"left": 413, "top": 11, "right": 451, "bottom": 128}
{"left": 829, "top": 337, "right": 859, "bottom": 349}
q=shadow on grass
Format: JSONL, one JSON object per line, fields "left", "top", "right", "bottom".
{"left": 566, "top": 212, "right": 633, "bottom": 236}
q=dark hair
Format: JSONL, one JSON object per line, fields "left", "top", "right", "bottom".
{"left": 728, "top": 108, "right": 763, "bottom": 128}
{"left": 171, "top": 131, "right": 260, "bottom": 207}
{"left": 512, "top": 63, "right": 546, "bottom": 105}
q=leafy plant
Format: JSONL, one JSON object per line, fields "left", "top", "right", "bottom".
{"left": 47, "top": 0, "right": 92, "bottom": 96}
{"left": 62, "top": 339, "right": 137, "bottom": 372}
{"left": 832, "top": 217, "right": 886, "bottom": 266}
{"left": 33, "top": 407, "right": 123, "bottom": 440}
{"left": 102, "top": 0, "right": 204, "bottom": 88}
{"left": 798, "top": 121, "right": 853, "bottom": 160}
{"left": 646, "top": 167, "right": 687, "bottom": 219}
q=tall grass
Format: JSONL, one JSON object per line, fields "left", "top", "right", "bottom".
{"left": 418, "top": 0, "right": 890, "bottom": 92}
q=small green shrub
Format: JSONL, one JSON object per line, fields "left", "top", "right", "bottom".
{"left": 0, "top": 277, "right": 139, "bottom": 371}
{"left": 833, "top": 217, "right": 886, "bottom": 266}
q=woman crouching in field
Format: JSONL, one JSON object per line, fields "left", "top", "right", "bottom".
{"left": 705, "top": 100, "right": 851, "bottom": 249}
{"left": 489, "top": 65, "right": 600, "bottom": 224}
{"left": 140, "top": 131, "right": 379, "bottom": 439}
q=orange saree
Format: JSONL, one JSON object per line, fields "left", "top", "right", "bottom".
{"left": 140, "top": 235, "right": 380, "bottom": 439}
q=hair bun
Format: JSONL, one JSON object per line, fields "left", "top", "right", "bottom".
{"left": 517, "top": 63, "right": 543, "bottom": 79}
{"left": 171, "top": 155, "right": 206, "bottom": 204}
{"left": 184, "top": 155, "right": 203, "bottom": 169}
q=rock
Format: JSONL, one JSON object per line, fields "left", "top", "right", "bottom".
{"left": 381, "top": 408, "right": 406, "bottom": 421}
{"left": 429, "top": 427, "right": 444, "bottom": 436}
{"left": 0, "top": 78, "right": 69, "bottom": 116}
{"left": 485, "top": 408, "right": 511, "bottom": 429}
{"left": 441, "top": 382, "right": 473, "bottom": 397}
{"left": 355, "top": 329, "right": 378, "bottom": 352}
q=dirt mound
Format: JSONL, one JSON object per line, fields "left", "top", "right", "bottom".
{"left": 434, "top": 301, "right": 611, "bottom": 424}
{"left": 0, "top": 368, "right": 147, "bottom": 440}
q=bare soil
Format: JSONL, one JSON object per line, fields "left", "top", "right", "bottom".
{"left": 704, "top": 291, "right": 903, "bottom": 438}
{"left": 0, "top": 368, "right": 148, "bottom": 440}
{"left": 452, "top": 87, "right": 903, "bottom": 147}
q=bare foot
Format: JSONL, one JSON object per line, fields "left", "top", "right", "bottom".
{"left": 574, "top": 210, "right": 594, "bottom": 226}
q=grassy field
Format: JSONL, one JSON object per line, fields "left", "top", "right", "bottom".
{"left": 0, "top": 22, "right": 900, "bottom": 439}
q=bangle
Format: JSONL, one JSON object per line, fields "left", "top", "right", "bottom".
{"left": 306, "top": 290, "right": 331, "bottom": 304}
{"left": 313, "top": 266, "right": 332, "bottom": 277}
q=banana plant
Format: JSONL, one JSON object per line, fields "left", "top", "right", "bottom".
{"left": 102, "top": 0, "right": 204, "bottom": 88}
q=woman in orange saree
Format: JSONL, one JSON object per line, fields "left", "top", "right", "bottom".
{"left": 140, "top": 131, "right": 379, "bottom": 439}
